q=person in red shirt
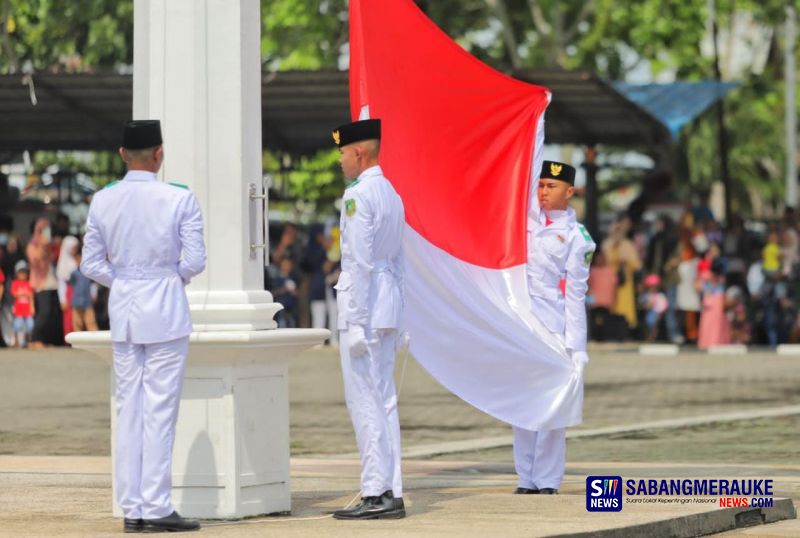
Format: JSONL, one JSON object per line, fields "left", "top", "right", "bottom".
{"left": 11, "top": 261, "right": 35, "bottom": 348}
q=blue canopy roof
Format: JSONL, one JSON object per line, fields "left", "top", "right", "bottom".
{"left": 613, "top": 81, "right": 738, "bottom": 139}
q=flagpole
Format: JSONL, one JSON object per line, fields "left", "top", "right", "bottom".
{"left": 786, "top": 5, "right": 797, "bottom": 209}
{"left": 708, "top": 0, "right": 733, "bottom": 222}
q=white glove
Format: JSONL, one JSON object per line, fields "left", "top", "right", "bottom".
{"left": 395, "top": 331, "right": 411, "bottom": 352}
{"left": 571, "top": 350, "right": 589, "bottom": 370}
{"left": 348, "top": 324, "right": 369, "bottom": 358}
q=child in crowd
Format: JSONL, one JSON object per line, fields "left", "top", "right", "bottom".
{"left": 725, "top": 286, "right": 751, "bottom": 345}
{"left": 588, "top": 250, "right": 617, "bottom": 310}
{"left": 69, "top": 247, "right": 99, "bottom": 331}
{"left": 11, "top": 261, "right": 35, "bottom": 348}
{"left": 762, "top": 231, "right": 782, "bottom": 275}
{"left": 760, "top": 272, "right": 794, "bottom": 346}
{"left": 697, "top": 242, "right": 722, "bottom": 287}
{"left": 640, "top": 274, "right": 668, "bottom": 342}
{"left": 697, "top": 261, "right": 731, "bottom": 349}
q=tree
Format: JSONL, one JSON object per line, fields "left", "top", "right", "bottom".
{"left": 261, "top": 0, "right": 347, "bottom": 70}
{"left": 32, "top": 150, "right": 125, "bottom": 187}
{"left": 457, "top": 0, "right": 800, "bottom": 213}
{"left": 0, "top": 0, "right": 132, "bottom": 73}
{"left": 2, "top": 0, "right": 799, "bottom": 213}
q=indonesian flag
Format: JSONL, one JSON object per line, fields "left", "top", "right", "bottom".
{"left": 350, "top": 0, "right": 583, "bottom": 430}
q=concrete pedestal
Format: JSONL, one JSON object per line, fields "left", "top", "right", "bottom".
{"left": 67, "top": 329, "right": 328, "bottom": 518}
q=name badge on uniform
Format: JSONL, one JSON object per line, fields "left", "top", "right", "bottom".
{"left": 345, "top": 198, "right": 356, "bottom": 217}
{"left": 557, "top": 234, "right": 565, "bottom": 243}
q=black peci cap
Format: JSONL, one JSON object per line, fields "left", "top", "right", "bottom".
{"left": 541, "top": 160, "right": 576, "bottom": 185}
{"left": 332, "top": 119, "right": 381, "bottom": 148}
{"left": 122, "top": 120, "right": 163, "bottom": 150}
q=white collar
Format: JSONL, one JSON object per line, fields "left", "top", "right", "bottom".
{"left": 358, "top": 165, "right": 383, "bottom": 180}
{"left": 542, "top": 207, "right": 575, "bottom": 221}
{"left": 123, "top": 170, "right": 159, "bottom": 182}
{"left": 545, "top": 209, "right": 568, "bottom": 220}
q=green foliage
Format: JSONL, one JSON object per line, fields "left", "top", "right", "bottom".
{"left": 32, "top": 151, "right": 125, "bottom": 187}
{"left": 255, "top": 0, "right": 800, "bottom": 210}
{"left": 2, "top": 0, "right": 800, "bottom": 212}
{"left": 265, "top": 148, "right": 344, "bottom": 202}
{"left": 685, "top": 70, "right": 788, "bottom": 212}
{"left": 261, "top": 0, "right": 347, "bottom": 70}
{"left": 0, "top": 0, "right": 132, "bottom": 73}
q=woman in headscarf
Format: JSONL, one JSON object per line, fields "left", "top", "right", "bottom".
{"left": 56, "top": 235, "right": 80, "bottom": 336}
{"left": 601, "top": 216, "right": 642, "bottom": 334}
{"left": 26, "top": 218, "right": 64, "bottom": 347}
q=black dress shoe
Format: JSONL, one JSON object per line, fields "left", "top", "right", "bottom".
{"left": 124, "top": 518, "right": 144, "bottom": 533}
{"left": 333, "top": 496, "right": 381, "bottom": 519}
{"left": 142, "top": 511, "right": 200, "bottom": 533}
{"left": 333, "top": 490, "right": 406, "bottom": 520}
{"left": 539, "top": 488, "right": 558, "bottom": 494}
{"left": 513, "top": 487, "right": 540, "bottom": 494}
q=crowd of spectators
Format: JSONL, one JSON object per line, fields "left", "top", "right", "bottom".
{"left": 588, "top": 203, "right": 800, "bottom": 348}
{"left": 266, "top": 221, "right": 341, "bottom": 346}
{"left": 0, "top": 214, "right": 103, "bottom": 348}
{"left": 5, "top": 199, "right": 799, "bottom": 350}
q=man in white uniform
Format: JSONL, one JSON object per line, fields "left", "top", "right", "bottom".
{"left": 81, "top": 120, "right": 206, "bottom": 533}
{"left": 329, "top": 119, "right": 407, "bottom": 520}
{"left": 515, "top": 160, "right": 595, "bottom": 495}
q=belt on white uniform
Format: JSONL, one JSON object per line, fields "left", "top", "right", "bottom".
{"left": 114, "top": 265, "right": 179, "bottom": 280}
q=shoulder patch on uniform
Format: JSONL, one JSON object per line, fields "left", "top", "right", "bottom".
{"left": 584, "top": 249, "right": 594, "bottom": 266}
{"left": 345, "top": 198, "right": 356, "bottom": 217}
{"left": 103, "top": 180, "right": 119, "bottom": 189}
{"left": 578, "top": 224, "right": 593, "bottom": 243}
{"left": 168, "top": 182, "right": 189, "bottom": 190}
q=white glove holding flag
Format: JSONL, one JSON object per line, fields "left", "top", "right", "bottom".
{"left": 571, "top": 350, "right": 589, "bottom": 370}
{"left": 395, "top": 330, "right": 411, "bottom": 352}
{"left": 348, "top": 324, "right": 369, "bottom": 358}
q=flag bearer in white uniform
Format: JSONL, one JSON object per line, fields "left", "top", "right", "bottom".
{"left": 81, "top": 120, "right": 206, "bottom": 533}
{"left": 515, "top": 160, "right": 595, "bottom": 495}
{"left": 329, "top": 119, "right": 407, "bottom": 520}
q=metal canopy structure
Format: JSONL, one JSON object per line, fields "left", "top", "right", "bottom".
{"left": 0, "top": 69, "right": 671, "bottom": 156}
{"left": 614, "top": 81, "right": 738, "bottom": 139}
{"left": 514, "top": 69, "right": 671, "bottom": 146}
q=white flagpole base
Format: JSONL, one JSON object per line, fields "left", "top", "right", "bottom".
{"left": 67, "top": 328, "right": 329, "bottom": 519}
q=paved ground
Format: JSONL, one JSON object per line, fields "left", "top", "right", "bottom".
{"left": 0, "top": 455, "right": 797, "bottom": 537}
{"left": 430, "top": 415, "right": 800, "bottom": 465}
{"left": 3, "top": 346, "right": 800, "bottom": 462}
{"left": 1, "top": 344, "right": 799, "bottom": 536}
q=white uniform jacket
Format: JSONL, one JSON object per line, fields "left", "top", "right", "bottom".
{"left": 527, "top": 208, "right": 595, "bottom": 352}
{"left": 335, "top": 166, "right": 405, "bottom": 330}
{"left": 81, "top": 170, "right": 206, "bottom": 344}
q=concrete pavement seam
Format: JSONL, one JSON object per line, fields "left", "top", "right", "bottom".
{"left": 329, "top": 405, "right": 800, "bottom": 460}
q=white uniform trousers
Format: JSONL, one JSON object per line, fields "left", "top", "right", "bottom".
{"left": 340, "top": 327, "right": 402, "bottom": 497}
{"left": 512, "top": 427, "right": 567, "bottom": 490}
{"left": 113, "top": 336, "right": 189, "bottom": 519}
